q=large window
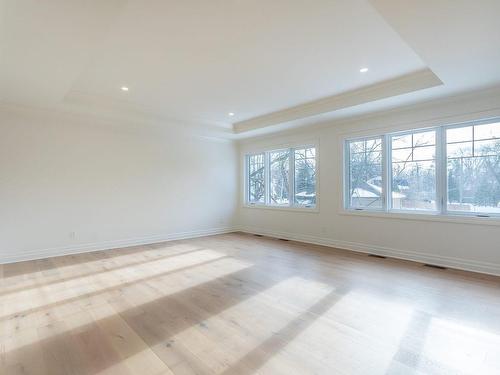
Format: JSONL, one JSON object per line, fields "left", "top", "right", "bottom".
{"left": 247, "top": 153, "right": 265, "bottom": 204}
{"left": 345, "top": 118, "right": 500, "bottom": 217}
{"left": 391, "top": 130, "right": 436, "bottom": 211}
{"left": 294, "top": 147, "right": 316, "bottom": 206}
{"left": 347, "top": 137, "right": 383, "bottom": 209}
{"left": 446, "top": 122, "right": 500, "bottom": 214}
{"left": 269, "top": 150, "right": 290, "bottom": 205}
{"left": 245, "top": 145, "right": 317, "bottom": 209}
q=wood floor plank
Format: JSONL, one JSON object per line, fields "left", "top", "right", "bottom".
{"left": 1, "top": 233, "right": 500, "bottom": 374}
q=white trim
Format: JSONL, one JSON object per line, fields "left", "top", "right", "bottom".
{"left": 344, "top": 136, "right": 385, "bottom": 211}
{"left": 339, "top": 209, "right": 500, "bottom": 226}
{"left": 242, "top": 204, "right": 319, "bottom": 213}
{"left": 0, "top": 227, "right": 236, "bottom": 265}
{"left": 233, "top": 69, "right": 442, "bottom": 133}
{"left": 237, "top": 226, "right": 500, "bottom": 276}
{"left": 243, "top": 142, "right": 319, "bottom": 211}
{"left": 342, "top": 117, "right": 500, "bottom": 218}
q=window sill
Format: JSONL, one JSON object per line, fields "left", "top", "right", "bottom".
{"left": 243, "top": 204, "right": 319, "bottom": 213}
{"left": 339, "top": 209, "right": 500, "bottom": 226}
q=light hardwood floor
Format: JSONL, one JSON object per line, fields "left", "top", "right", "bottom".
{"left": 1, "top": 232, "right": 500, "bottom": 375}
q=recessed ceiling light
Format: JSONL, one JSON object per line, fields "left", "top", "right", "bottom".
{"left": 121, "top": 86, "right": 129, "bottom": 91}
{"left": 228, "top": 112, "right": 235, "bottom": 117}
{"left": 359, "top": 68, "right": 369, "bottom": 73}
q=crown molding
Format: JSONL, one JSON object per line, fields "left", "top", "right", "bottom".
{"left": 233, "top": 68, "right": 443, "bottom": 134}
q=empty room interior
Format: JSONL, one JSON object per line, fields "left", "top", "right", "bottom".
{"left": 2, "top": 1, "right": 500, "bottom": 374}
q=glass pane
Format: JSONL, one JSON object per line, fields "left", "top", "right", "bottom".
{"left": 447, "top": 142, "right": 473, "bottom": 158}
{"left": 247, "top": 154, "right": 265, "bottom": 203}
{"left": 414, "top": 131, "right": 436, "bottom": 147}
{"left": 392, "top": 134, "right": 412, "bottom": 149}
{"left": 294, "top": 147, "right": 316, "bottom": 206}
{"left": 366, "top": 138, "right": 382, "bottom": 152}
{"left": 391, "top": 131, "right": 437, "bottom": 211}
{"left": 392, "top": 161, "right": 436, "bottom": 210}
{"left": 269, "top": 150, "right": 290, "bottom": 205}
{"left": 447, "top": 126, "right": 473, "bottom": 143}
{"left": 350, "top": 140, "right": 365, "bottom": 154}
{"left": 447, "top": 155, "right": 500, "bottom": 214}
{"left": 392, "top": 148, "right": 412, "bottom": 162}
{"left": 475, "top": 139, "right": 500, "bottom": 157}
{"left": 413, "top": 146, "right": 435, "bottom": 161}
{"left": 348, "top": 138, "right": 383, "bottom": 209}
{"left": 474, "top": 122, "right": 500, "bottom": 140}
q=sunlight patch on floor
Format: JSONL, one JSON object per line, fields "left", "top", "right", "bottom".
{"left": 164, "top": 276, "right": 335, "bottom": 373}
{"left": 270, "top": 289, "right": 415, "bottom": 375}
{"left": 421, "top": 318, "right": 500, "bottom": 374}
{"left": 1, "top": 248, "right": 226, "bottom": 319}
{"left": 0, "top": 243, "right": 202, "bottom": 289}
{"left": 1, "top": 257, "right": 253, "bottom": 351}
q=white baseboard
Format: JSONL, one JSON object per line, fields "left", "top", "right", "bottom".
{"left": 236, "top": 226, "right": 500, "bottom": 277}
{"left": 4, "top": 225, "right": 499, "bottom": 277}
{"left": 0, "top": 227, "right": 237, "bottom": 264}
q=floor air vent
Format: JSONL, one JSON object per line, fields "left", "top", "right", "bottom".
{"left": 368, "top": 254, "right": 387, "bottom": 259}
{"left": 279, "top": 238, "right": 290, "bottom": 242}
{"left": 254, "top": 234, "right": 264, "bottom": 237}
{"left": 424, "top": 264, "right": 447, "bottom": 270}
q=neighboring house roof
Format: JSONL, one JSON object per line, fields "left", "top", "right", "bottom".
{"left": 353, "top": 181, "right": 405, "bottom": 199}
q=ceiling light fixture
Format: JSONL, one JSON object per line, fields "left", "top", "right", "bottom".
{"left": 228, "top": 112, "right": 235, "bottom": 117}
{"left": 121, "top": 86, "right": 129, "bottom": 91}
{"left": 359, "top": 68, "right": 369, "bottom": 73}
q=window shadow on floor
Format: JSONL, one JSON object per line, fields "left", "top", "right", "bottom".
{"left": 2, "top": 261, "right": 299, "bottom": 374}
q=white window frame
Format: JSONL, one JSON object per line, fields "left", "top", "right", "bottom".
{"left": 387, "top": 127, "right": 440, "bottom": 214}
{"left": 344, "top": 135, "right": 386, "bottom": 212}
{"left": 343, "top": 117, "right": 500, "bottom": 220}
{"left": 244, "top": 144, "right": 318, "bottom": 211}
{"left": 245, "top": 152, "right": 266, "bottom": 206}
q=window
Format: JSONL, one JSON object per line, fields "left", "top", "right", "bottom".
{"left": 269, "top": 150, "right": 290, "bottom": 205}
{"left": 390, "top": 130, "right": 436, "bottom": 211}
{"left": 245, "top": 145, "right": 317, "bottom": 209}
{"left": 294, "top": 147, "right": 316, "bottom": 206}
{"left": 446, "top": 121, "right": 500, "bottom": 214}
{"left": 344, "top": 118, "right": 500, "bottom": 217}
{"left": 247, "top": 153, "right": 265, "bottom": 204}
{"left": 346, "top": 137, "right": 384, "bottom": 209}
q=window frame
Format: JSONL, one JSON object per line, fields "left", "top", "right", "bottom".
{"left": 245, "top": 152, "right": 266, "bottom": 206}
{"left": 244, "top": 143, "right": 319, "bottom": 211}
{"left": 343, "top": 117, "right": 500, "bottom": 219}
{"left": 268, "top": 147, "right": 292, "bottom": 207}
{"left": 344, "top": 135, "right": 386, "bottom": 212}
{"left": 387, "top": 127, "right": 440, "bottom": 214}
{"left": 443, "top": 119, "right": 500, "bottom": 217}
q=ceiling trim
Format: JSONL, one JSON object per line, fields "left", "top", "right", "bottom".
{"left": 233, "top": 68, "right": 443, "bottom": 134}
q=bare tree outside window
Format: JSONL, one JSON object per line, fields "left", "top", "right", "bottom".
{"left": 248, "top": 153, "right": 265, "bottom": 203}
{"left": 391, "top": 130, "right": 436, "bottom": 210}
{"left": 348, "top": 138, "right": 383, "bottom": 209}
{"left": 447, "top": 123, "right": 500, "bottom": 213}
{"left": 294, "top": 148, "right": 316, "bottom": 206}
{"left": 269, "top": 150, "right": 290, "bottom": 204}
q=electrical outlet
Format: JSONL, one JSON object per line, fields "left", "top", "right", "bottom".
{"left": 69, "top": 231, "right": 76, "bottom": 239}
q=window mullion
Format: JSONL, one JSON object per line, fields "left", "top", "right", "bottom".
{"left": 344, "top": 141, "right": 350, "bottom": 209}
{"left": 245, "top": 155, "right": 249, "bottom": 204}
{"left": 289, "top": 148, "right": 295, "bottom": 207}
{"left": 265, "top": 151, "right": 270, "bottom": 205}
{"left": 384, "top": 134, "right": 391, "bottom": 212}
{"left": 437, "top": 126, "right": 447, "bottom": 215}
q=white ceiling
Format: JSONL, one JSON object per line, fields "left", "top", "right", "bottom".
{"left": 1, "top": 0, "right": 500, "bottom": 138}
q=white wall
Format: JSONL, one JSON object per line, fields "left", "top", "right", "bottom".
{"left": 2, "top": 87, "right": 500, "bottom": 275}
{"left": 0, "top": 106, "right": 238, "bottom": 263}
{"left": 237, "top": 88, "right": 500, "bottom": 276}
